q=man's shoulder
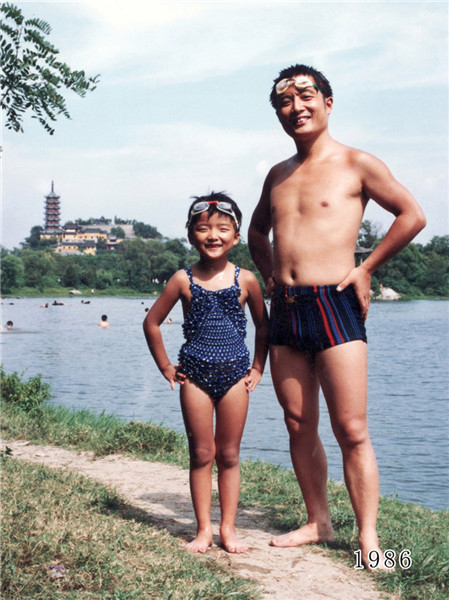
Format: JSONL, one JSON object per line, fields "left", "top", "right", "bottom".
{"left": 336, "top": 143, "right": 381, "bottom": 167}
{"left": 263, "top": 155, "right": 298, "bottom": 187}
{"left": 270, "top": 154, "right": 297, "bottom": 173}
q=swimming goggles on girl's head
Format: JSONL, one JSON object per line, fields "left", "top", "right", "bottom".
{"left": 275, "top": 76, "right": 321, "bottom": 96}
{"left": 187, "top": 200, "right": 240, "bottom": 230}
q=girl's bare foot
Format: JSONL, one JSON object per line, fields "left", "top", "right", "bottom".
{"left": 185, "top": 528, "right": 213, "bottom": 553}
{"left": 220, "top": 524, "right": 248, "bottom": 553}
{"left": 269, "top": 522, "right": 334, "bottom": 547}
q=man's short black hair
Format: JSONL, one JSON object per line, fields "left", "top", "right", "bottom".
{"left": 186, "top": 191, "right": 242, "bottom": 234}
{"left": 270, "top": 64, "right": 333, "bottom": 109}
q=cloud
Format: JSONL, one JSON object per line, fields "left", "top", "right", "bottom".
{"left": 2, "top": 1, "right": 447, "bottom": 250}
{"left": 62, "top": 1, "right": 448, "bottom": 91}
{"left": 2, "top": 121, "right": 291, "bottom": 247}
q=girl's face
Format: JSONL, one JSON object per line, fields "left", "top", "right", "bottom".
{"left": 189, "top": 211, "right": 240, "bottom": 259}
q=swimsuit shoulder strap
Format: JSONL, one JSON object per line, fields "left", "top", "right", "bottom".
{"left": 185, "top": 267, "right": 194, "bottom": 285}
{"left": 234, "top": 265, "right": 240, "bottom": 285}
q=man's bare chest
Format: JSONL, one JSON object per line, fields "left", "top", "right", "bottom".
{"left": 271, "top": 165, "right": 363, "bottom": 217}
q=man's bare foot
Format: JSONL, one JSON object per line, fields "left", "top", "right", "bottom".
{"left": 185, "top": 529, "right": 213, "bottom": 553}
{"left": 220, "top": 524, "right": 249, "bottom": 553}
{"left": 359, "top": 540, "right": 395, "bottom": 572}
{"left": 269, "top": 522, "right": 334, "bottom": 547}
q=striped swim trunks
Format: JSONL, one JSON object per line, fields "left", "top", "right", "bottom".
{"left": 269, "top": 284, "right": 367, "bottom": 355}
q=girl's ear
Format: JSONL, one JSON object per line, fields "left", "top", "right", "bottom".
{"left": 233, "top": 231, "right": 241, "bottom": 246}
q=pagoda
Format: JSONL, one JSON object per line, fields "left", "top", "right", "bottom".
{"left": 44, "top": 181, "right": 61, "bottom": 232}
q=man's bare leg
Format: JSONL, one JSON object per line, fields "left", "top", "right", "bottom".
{"left": 317, "top": 341, "right": 383, "bottom": 567}
{"left": 269, "top": 345, "right": 334, "bottom": 547}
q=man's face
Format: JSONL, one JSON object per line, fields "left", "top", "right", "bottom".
{"left": 275, "top": 75, "right": 333, "bottom": 139}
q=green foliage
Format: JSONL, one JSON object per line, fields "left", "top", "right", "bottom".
{"left": 2, "top": 222, "right": 448, "bottom": 297}
{"left": 114, "top": 216, "right": 133, "bottom": 225}
{"left": 0, "top": 253, "right": 25, "bottom": 292}
{"left": 358, "top": 219, "right": 383, "bottom": 248}
{"left": 424, "top": 235, "right": 449, "bottom": 257}
{"left": 1, "top": 369, "right": 188, "bottom": 463}
{"left": 1, "top": 2, "right": 99, "bottom": 134}
{"left": 0, "top": 366, "right": 51, "bottom": 412}
{"left": 132, "top": 220, "right": 162, "bottom": 239}
{"left": 20, "top": 249, "right": 57, "bottom": 289}
{"left": 75, "top": 216, "right": 111, "bottom": 225}
{"left": 374, "top": 237, "right": 449, "bottom": 297}
{"left": 110, "top": 226, "right": 126, "bottom": 238}
{"left": 22, "top": 225, "right": 55, "bottom": 249}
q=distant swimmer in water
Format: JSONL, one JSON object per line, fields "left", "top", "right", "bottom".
{"left": 98, "top": 314, "right": 110, "bottom": 328}
{"left": 6, "top": 320, "right": 13, "bottom": 330}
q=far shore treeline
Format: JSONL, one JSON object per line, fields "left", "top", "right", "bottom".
{"left": 1, "top": 220, "right": 448, "bottom": 298}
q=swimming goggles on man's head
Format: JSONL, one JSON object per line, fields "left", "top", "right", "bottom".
{"left": 187, "top": 200, "right": 240, "bottom": 230}
{"left": 275, "top": 76, "right": 322, "bottom": 96}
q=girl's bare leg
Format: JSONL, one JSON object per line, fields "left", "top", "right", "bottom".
{"left": 215, "top": 378, "right": 249, "bottom": 553}
{"left": 180, "top": 380, "right": 215, "bottom": 553}
{"left": 269, "top": 345, "right": 334, "bottom": 547}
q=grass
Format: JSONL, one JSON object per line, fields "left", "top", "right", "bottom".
{"left": 1, "top": 368, "right": 449, "bottom": 600}
{"left": 1, "top": 457, "right": 259, "bottom": 600}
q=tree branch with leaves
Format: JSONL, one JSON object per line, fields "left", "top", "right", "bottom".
{"left": 1, "top": 3, "right": 99, "bottom": 135}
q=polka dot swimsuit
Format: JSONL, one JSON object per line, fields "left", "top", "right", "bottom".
{"left": 178, "top": 266, "right": 250, "bottom": 402}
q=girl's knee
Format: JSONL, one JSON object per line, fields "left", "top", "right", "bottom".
{"left": 189, "top": 445, "right": 215, "bottom": 468}
{"left": 215, "top": 446, "right": 240, "bottom": 470}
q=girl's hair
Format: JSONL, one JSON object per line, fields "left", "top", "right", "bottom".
{"left": 186, "top": 191, "right": 242, "bottom": 235}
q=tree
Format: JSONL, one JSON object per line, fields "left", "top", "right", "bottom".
{"left": 110, "top": 226, "right": 126, "bottom": 239}
{"left": 423, "top": 235, "right": 449, "bottom": 258}
{"left": 22, "top": 225, "right": 55, "bottom": 249}
{"left": 1, "top": 3, "right": 99, "bottom": 134}
{"left": 0, "top": 253, "right": 25, "bottom": 292}
{"left": 133, "top": 221, "right": 162, "bottom": 239}
{"left": 152, "top": 250, "right": 179, "bottom": 283}
{"left": 20, "top": 249, "right": 57, "bottom": 289}
{"left": 357, "top": 220, "right": 383, "bottom": 248}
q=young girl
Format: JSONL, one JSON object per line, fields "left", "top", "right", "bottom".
{"left": 143, "top": 192, "right": 268, "bottom": 554}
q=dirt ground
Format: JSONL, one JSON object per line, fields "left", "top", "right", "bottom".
{"left": 2, "top": 439, "right": 396, "bottom": 600}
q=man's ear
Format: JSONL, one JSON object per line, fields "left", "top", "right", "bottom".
{"left": 325, "top": 96, "right": 333, "bottom": 114}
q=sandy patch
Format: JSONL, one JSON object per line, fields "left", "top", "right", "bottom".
{"left": 2, "top": 440, "right": 395, "bottom": 600}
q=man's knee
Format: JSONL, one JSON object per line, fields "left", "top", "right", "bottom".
{"left": 284, "top": 412, "right": 319, "bottom": 438}
{"left": 333, "top": 418, "right": 369, "bottom": 448}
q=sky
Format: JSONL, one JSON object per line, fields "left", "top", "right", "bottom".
{"left": 1, "top": 0, "right": 448, "bottom": 250}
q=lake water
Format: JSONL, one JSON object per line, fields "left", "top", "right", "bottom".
{"left": 1, "top": 297, "right": 448, "bottom": 511}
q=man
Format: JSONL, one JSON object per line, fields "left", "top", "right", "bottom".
{"left": 248, "top": 64, "right": 425, "bottom": 567}
{"left": 98, "top": 314, "right": 110, "bottom": 328}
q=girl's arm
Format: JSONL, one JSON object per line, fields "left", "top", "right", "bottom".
{"left": 242, "top": 271, "right": 269, "bottom": 392}
{"left": 143, "top": 270, "right": 187, "bottom": 390}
